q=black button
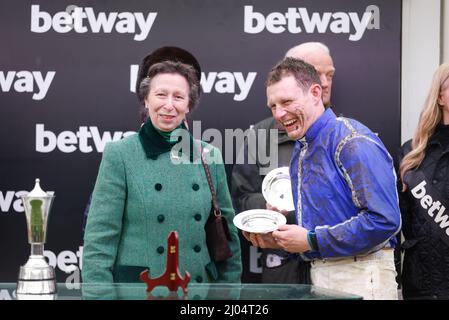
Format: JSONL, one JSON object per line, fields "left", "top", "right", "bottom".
{"left": 192, "top": 183, "right": 200, "bottom": 191}
{"left": 196, "top": 276, "right": 203, "bottom": 283}
{"left": 155, "top": 183, "right": 162, "bottom": 191}
{"left": 157, "top": 246, "right": 164, "bottom": 254}
{"left": 194, "top": 214, "right": 202, "bottom": 221}
{"left": 157, "top": 214, "right": 165, "bottom": 223}
{"left": 194, "top": 245, "right": 201, "bottom": 253}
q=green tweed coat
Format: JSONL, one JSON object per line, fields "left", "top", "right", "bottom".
{"left": 82, "top": 133, "right": 242, "bottom": 284}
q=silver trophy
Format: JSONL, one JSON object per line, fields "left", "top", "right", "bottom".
{"left": 233, "top": 167, "right": 292, "bottom": 234}
{"left": 17, "top": 178, "right": 56, "bottom": 299}
{"left": 262, "top": 167, "right": 295, "bottom": 212}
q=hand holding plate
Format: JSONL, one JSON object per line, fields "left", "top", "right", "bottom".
{"left": 272, "top": 224, "right": 311, "bottom": 253}
{"left": 242, "top": 230, "right": 282, "bottom": 249}
{"left": 266, "top": 202, "right": 288, "bottom": 216}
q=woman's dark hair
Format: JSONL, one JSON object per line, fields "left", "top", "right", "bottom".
{"left": 138, "top": 60, "right": 200, "bottom": 122}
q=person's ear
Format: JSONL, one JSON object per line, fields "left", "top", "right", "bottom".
{"left": 310, "top": 84, "right": 322, "bottom": 102}
{"left": 438, "top": 92, "right": 444, "bottom": 107}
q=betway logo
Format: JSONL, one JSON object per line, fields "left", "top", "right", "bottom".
{"left": 244, "top": 5, "right": 380, "bottom": 41}
{"left": 36, "top": 124, "right": 136, "bottom": 153}
{"left": 45, "top": 246, "right": 83, "bottom": 274}
{"left": 201, "top": 72, "right": 256, "bottom": 101}
{"left": 412, "top": 180, "right": 449, "bottom": 236}
{"left": 129, "top": 65, "right": 256, "bottom": 101}
{"left": 0, "top": 191, "right": 28, "bottom": 213}
{"left": 30, "top": 4, "right": 157, "bottom": 41}
{"left": 0, "top": 70, "right": 55, "bottom": 100}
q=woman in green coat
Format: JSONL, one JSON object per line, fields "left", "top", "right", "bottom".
{"left": 82, "top": 49, "right": 242, "bottom": 284}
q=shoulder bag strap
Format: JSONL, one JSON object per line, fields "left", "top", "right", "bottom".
{"left": 200, "top": 145, "right": 221, "bottom": 217}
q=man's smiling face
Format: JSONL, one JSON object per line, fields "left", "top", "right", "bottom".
{"left": 267, "top": 75, "right": 323, "bottom": 140}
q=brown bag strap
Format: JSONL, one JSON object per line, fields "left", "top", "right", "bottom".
{"left": 200, "top": 145, "right": 221, "bottom": 217}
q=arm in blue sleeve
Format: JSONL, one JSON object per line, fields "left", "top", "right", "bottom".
{"left": 315, "top": 137, "right": 401, "bottom": 257}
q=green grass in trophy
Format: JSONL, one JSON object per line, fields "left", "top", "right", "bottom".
{"left": 30, "top": 199, "right": 44, "bottom": 242}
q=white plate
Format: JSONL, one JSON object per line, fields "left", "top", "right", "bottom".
{"left": 233, "top": 209, "right": 287, "bottom": 234}
{"left": 262, "top": 167, "right": 295, "bottom": 212}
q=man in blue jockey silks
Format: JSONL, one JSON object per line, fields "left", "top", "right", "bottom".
{"left": 244, "top": 57, "right": 401, "bottom": 300}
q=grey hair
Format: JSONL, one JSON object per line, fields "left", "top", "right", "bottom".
{"left": 285, "top": 42, "right": 331, "bottom": 59}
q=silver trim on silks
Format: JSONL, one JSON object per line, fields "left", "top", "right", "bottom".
{"left": 297, "top": 138, "right": 309, "bottom": 261}
{"left": 262, "top": 166, "right": 295, "bottom": 212}
{"left": 296, "top": 138, "right": 308, "bottom": 227}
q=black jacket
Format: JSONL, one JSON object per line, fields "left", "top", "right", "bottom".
{"left": 231, "top": 117, "right": 301, "bottom": 283}
{"left": 231, "top": 117, "right": 295, "bottom": 220}
{"left": 398, "top": 124, "right": 449, "bottom": 299}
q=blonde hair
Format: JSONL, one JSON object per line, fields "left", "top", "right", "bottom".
{"left": 399, "top": 62, "right": 449, "bottom": 190}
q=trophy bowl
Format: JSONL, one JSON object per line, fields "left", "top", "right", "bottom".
{"left": 262, "top": 167, "right": 295, "bottom": 212}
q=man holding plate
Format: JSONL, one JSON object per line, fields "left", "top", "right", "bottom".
{"left": 242, "top": 57, "right": 401, "bottom": 300}
{"left": 232, "top": 42, "right": 336, "bottom": 285}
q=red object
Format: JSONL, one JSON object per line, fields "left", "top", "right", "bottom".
{"left": 140, "top": 231, "right": 191, "bottom": 294}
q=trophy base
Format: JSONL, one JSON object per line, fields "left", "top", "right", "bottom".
{"left": 17, "top": 255, "right": 57, "bottom": 296}
{"left": 16, "top": 291, "right": 57, "bottom": 300}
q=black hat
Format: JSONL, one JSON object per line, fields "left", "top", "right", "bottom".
{"left": 136, "top": 46, "right": 201, "bottom": 98}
